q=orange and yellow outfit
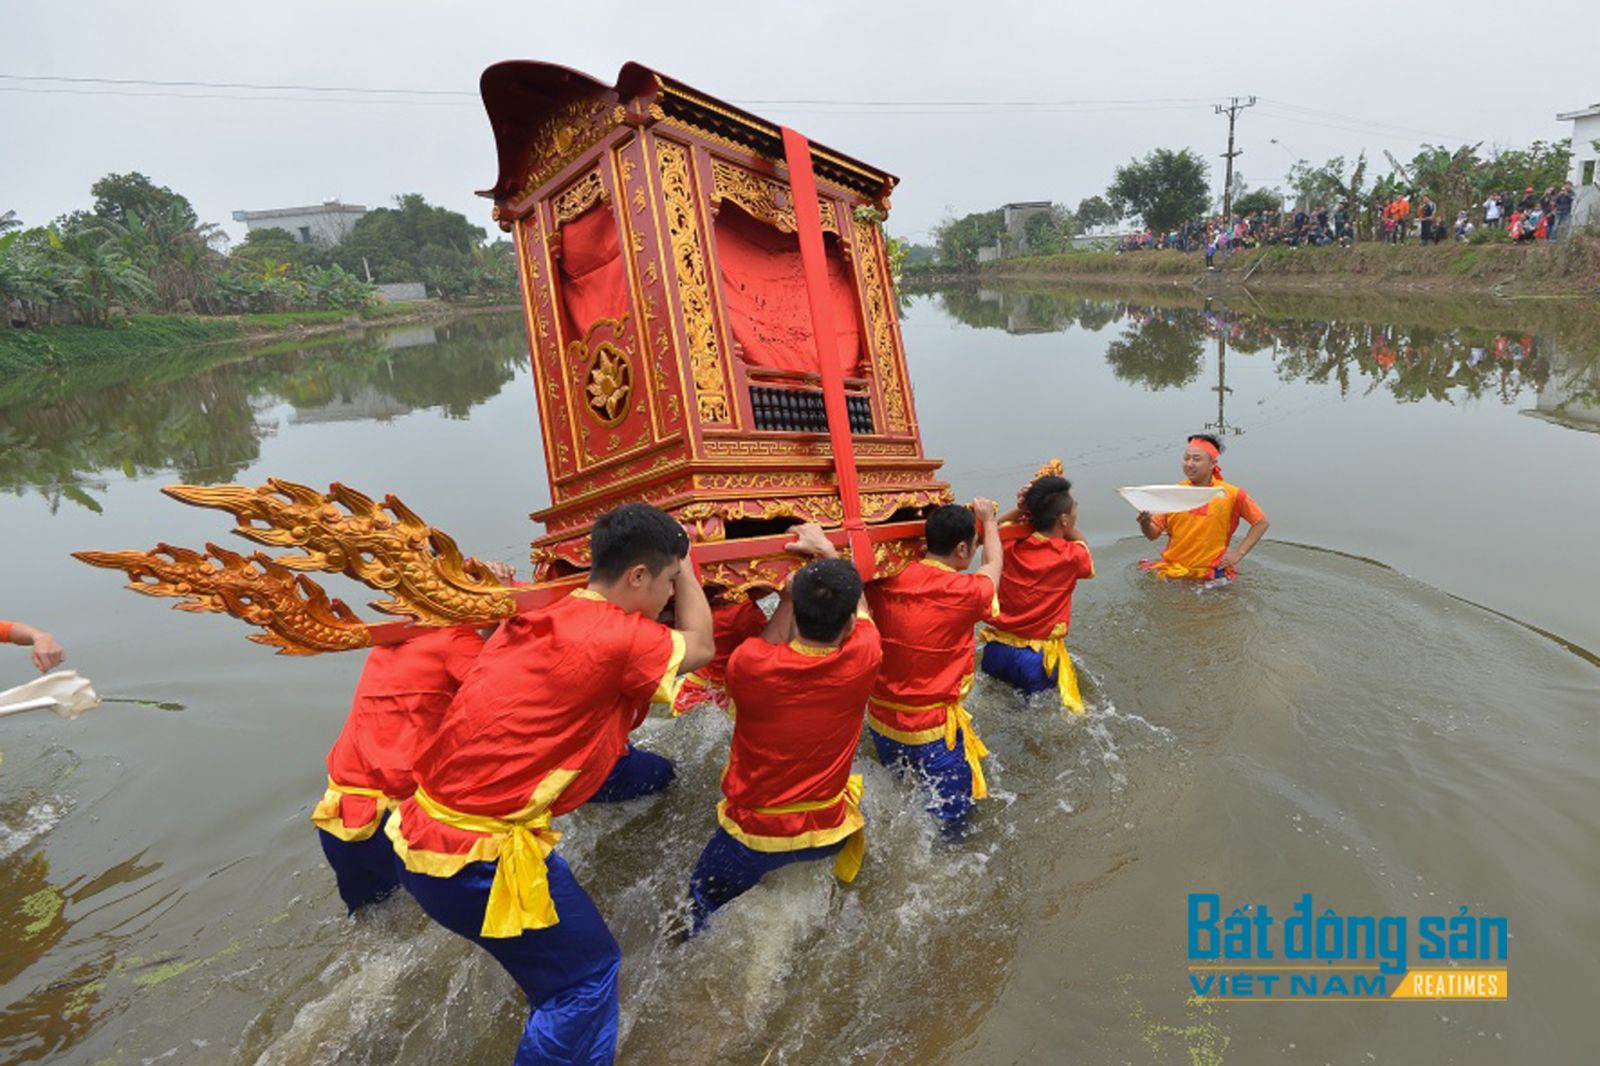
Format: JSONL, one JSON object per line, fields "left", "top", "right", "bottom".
{"left": 864, "top": 560, "right": 1000, "bottom": 816}
{"left": 687, "top": 613, "right": 882, "bottom": 928}
{"left": 979, "top": 526, "right": 1094, "bottom": 713}
{"left": 1141, "top": 477, "right": 1266, "bottom": 580}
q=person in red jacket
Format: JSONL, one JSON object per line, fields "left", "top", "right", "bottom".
{"left": 671, "top": 598, "right": 768, "bottom": 716}
{"left": 979, "top": 475, "right": 1094, "bottom": 713}
{"left": 864, "top": 500, "right": 1002, "bottom": 824}
{"left": 311, "top": 622, "right": 487, "bottom": 913}
{"left": 687, "top": 524, "right": 881, "bottom": 931}
{"left": 388, "top": 503, "right": 714, "bottom": 1066}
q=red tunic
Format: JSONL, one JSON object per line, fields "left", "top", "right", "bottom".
{"left": 390, "top": 589, "right": 683, "bottom": 872}
{"left": 313, "top": 625, "right": 484, "bottom": 840}
{"left": 864, "top": 560, "right": 997, "bottom": 737}
{"left": 719, "top": 617, "right": 881, "bottom": 849}
{"left": 992, "top": 527, "right": 1095, "bottom": 639}
{"left": 672, "top": 599, "right": 767, "bottom": 715}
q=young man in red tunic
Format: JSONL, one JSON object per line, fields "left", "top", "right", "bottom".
{"left": 979, "top": 475, "right": 1095, "bottom": 714}
{"left": 311, "top": 622, "right": 487, "bottom": 914}
{"left": 863, "top": 500, "right": 1003, "bottom": 825}
{"left": 670, "top": 597, "right": 768, "bottom": 716}
{"left": 687, "top": 523, "right": 881, "bottom": 931}
{"left": 388, "top": 503, "right": 714, "bottom": 1066}
{"left": 1136, "top": 433, "right": 1270, "bottom": 580}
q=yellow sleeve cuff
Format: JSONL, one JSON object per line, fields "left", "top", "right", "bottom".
{"left": 651, "top": 629, "right": 687, "bottom": 705}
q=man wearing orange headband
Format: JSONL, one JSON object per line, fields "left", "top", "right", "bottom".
{"left": 1136, "top": 434, "right": 1270, "bottom": 580}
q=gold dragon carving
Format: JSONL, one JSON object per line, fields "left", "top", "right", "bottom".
{"left": 519, "top": 97, "right": 618, "bottom": 200}
{"left": 852, "top": 218, "right": 908, "bottom": 432}
{"left": 73, "top": 543, "right": 372, "bottom": 656}
{"left": 709, "top": 159, "right": 838, "bottom": 236}
{"left": 161, "top": 479, "right": 516, "bottom": 626}
{"left": 655, "top": 139, "right": 731, "bottom": 424}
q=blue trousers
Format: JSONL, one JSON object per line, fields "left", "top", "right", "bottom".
{"left": 980, "top": 641, "right": 1055, "bottom": 695}
{"left": 400, "top": 854, "right": 620, "bottom": 1066}
{"left": 687, "top": 827, "right": 843, "bottom": 932}
{"left": 588, "top": 744, "right": 674, "bottom": 803}
{"left": 869, "top": 731, "right": 975, "bottom": 823}
{"left": 318, "top": 813, "right": 401, "bottom": 914}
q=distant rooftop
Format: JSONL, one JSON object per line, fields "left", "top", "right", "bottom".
{"left": 1555, "top": 103, "right": 1600, "bottom": 121}
{"left": 231, "top": 200, "right": 368, "bottom": 222}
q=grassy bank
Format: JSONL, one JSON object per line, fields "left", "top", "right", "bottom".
{"left": 0, "top": 301, "right": 514, "bottom": 374}
{"left": 979, "top": 235, "right": 1600, "bottom": 295}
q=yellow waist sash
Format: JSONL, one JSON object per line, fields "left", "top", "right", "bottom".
{"left": 407, "top": 784, "right": 564, "bottom": 938}
{"left": 868, "top": 696, "right": 990, "bottom": 801}
{"left": 719, "top": 775, "right": 866, "bottom": 883}
{"left": 310, "top": 776, "right": 395, "bottom": 842}
{"left": 980, "top": 625, "right": 1086, "bottom": 715}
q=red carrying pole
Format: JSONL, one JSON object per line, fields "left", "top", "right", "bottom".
{"left": 781, "top": 127, "right": 875, "bottom": 582}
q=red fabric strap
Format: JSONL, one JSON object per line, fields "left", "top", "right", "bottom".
{"left": 781, "top": 127, "right": 873, "bottom": 580}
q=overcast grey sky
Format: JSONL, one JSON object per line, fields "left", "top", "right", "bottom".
{"left": 3, "top": 0, "right": 1594, "bottom": 246}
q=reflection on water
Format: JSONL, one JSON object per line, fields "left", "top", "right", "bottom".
{"left": 0, "top": 315, "right": 529, "bottom": 512}
{"left": 937, "top": 285, "right": 1599, "bottom": 415}
{"left": 2, "top": 298, "right": 1598, "bottom": 1064}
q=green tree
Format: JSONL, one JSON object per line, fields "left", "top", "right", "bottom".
{"left": 232, "top": 226, "right": 325, "bottom": 270}
{"left": 331, "top": 193, "right": 486, "bottom": 283}
{"left": 53, "top": 221, "right": 155, "bottom": 326}
{"left": 1075, "top": 195, "right": 1120, "bottom": 230}
{"left": 90, "top": 172, "right": 197, "bottom": 229}
{"left": 1233, "top": 187, "right": 1283, "bottom": 215}
{"left": 1021, "top": 205, "right": 1073, "bottom": 255}
{"left": 1284, "top": 156, "right": 1349, "bottom": 212}
{"left": 1477, "top": 140, "right": 1572, "bottom": 199}
{"left": 1108, "top": 148, "right": 1211, "bottom": 232}
{"left": 932, "top": 208, "right": 1005, "bottom": 269}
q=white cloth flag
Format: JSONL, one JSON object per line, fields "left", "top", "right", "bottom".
{"left": 1115, "top": 485, "right": 1225, "bottom": 514}
{"left": 0, "top": 671, "right": 102, "bottom": 720}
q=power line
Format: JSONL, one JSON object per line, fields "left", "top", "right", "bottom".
{"left": 0, "top": 72, "right": 475, "bottom": 96}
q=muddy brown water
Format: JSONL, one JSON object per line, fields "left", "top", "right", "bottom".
{"left": 1, "top": 293, "right": 1596, "bottom": 1064}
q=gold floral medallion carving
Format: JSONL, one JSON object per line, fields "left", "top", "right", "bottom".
{"left": 583, "top": 342, "right": 632, "bottom": 425}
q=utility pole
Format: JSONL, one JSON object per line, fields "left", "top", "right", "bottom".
{"left": 1215, "top": 96, "right": 1257, "bottom": 218}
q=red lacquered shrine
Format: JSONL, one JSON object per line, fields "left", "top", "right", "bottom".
{"left": 73, "top": 61, "right": 957, "bottom": 653}
{"left": 481, "top": 61, "right": 951, "bottom": 596}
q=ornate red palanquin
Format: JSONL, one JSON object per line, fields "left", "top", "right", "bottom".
{"left": 480, "top": 61, "right": 951, "bottom": 598}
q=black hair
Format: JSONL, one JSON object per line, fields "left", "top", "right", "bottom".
{"left": 1187, "top": 433, "right": 1224, "bottom": 454}
{"left": 1023, "top": 475, "right": 1075, "bottom": 533}
{"left": 924, "top": 504, "right": 977, "bottom": 557}
{"left": 791, "top": 558, "right": 861, "bottom": 643}
{"left": 589, "top": 502, "right": 689, "bottom": 582}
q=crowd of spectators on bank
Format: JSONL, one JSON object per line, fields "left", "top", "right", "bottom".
{"left": 1114, "top": 181, "right": 1578, "bottom": 259}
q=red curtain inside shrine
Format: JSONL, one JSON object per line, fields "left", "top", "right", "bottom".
{"left": 713, "top": 204, "right": 863, "bottom": 376}
{"left": 557, "top": 205, "right": 629, "bottom": 339}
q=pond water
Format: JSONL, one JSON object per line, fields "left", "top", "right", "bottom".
{"left": 0, "top": 291, "right": 1596, "bottom": 1064}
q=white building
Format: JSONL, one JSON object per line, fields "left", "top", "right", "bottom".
{"left": 231, "top": 200, "right": 367, "bottom": 245}
{"left": 1555, "top": 103, "right": 1600, "bottom": 231}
